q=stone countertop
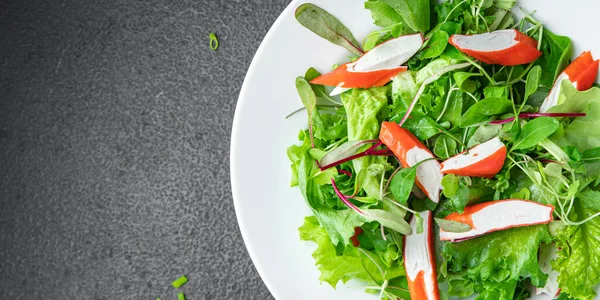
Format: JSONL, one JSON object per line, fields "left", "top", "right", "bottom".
{"left": 0, "top": 0, "right": 291, "bottom": 299}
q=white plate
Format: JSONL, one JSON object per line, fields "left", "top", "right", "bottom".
{"left": 230, "top": 1, "right": 600, "bottom": 299}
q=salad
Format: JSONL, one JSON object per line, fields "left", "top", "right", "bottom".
{"left": 286, "top": 0, "right": 600, "bottom": 299}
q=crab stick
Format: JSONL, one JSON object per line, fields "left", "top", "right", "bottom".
{"left": 404, "top": 211, "right": 440, "bottom": 300}
{"left": 536, "top": 243, "right": 560, "bottom": 298}
{"left": 449, "top": 29, "right": 542, "bottom": 66}
{"left": 311, "top": 33, "right": 423, "bottom": 89}
{"left": 440, "top": 137, "right": 507, "bottom": 178}
{"left": 311, "top": 63, "right": 406, "bottom": 89}
{"left": 440, "top": 200, "right": 554, "bottom": 242}
{"left": 379, "top": 122, "right": 442, "bottom": 203}
{"left": 540, "top": 51, "right": 599, "bottom": 112}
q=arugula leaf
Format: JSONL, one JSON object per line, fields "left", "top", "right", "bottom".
{"left": 512, "top": 117, "right": 560, "bottom": 151}
{"left": 342, "top": 88, "right": 390, "bottom": 198}
{"left": 444, "top": 225, "right": 552, "bottom": 299}
{"left": 553, "top": 194, "right": 600, "bottom": 300}
{"left": 299, "top": 216, "right": 406, "bottom": 287}
{"left": 460, "top": 97, "right": 513, "bottom": 127}
{"left": 295, "top": 4, "right": 363, "bottom": 56}
{"left": 535, "top": 29, "right": 572, "bottom": 87}
{"left": 549, "top": 81, "right": 600, "bottom": 151}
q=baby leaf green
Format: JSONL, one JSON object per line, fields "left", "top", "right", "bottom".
{"left": 512, "top": 117, "right": 560, "bottom": 150}
{"left": 459, "top": 97, "right": 513, "bottom": 127}
{"left": 296, "top": 4, "right": 363, "bottom": 56}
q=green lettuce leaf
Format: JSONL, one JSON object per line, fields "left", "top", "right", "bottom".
{"left": 296, "top": 144, "right": 366, "bottom": 246}
{"left": 443, "top": 225, "right": 552, "bottom": 299}
{"left": 549, "top": 81, "right": 600, "bottom": 151}
{"left": 364, "top": 0, "right": 404, "bottom": 28}
{"left": 439, "top": 177, "right": 494, "bottom": 215}
{"left": 552, "top": 190, "right": 600, "bottom": 300}
{"left": 365, "top": 0, "right": 430, "bottom": 33}
{"left": 299, "top": 216, "right": 406, "bottom": 288}
{"left": 342, "top": 87, "right": 390, "bottom": 198}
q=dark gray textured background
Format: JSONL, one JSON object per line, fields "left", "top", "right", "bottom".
{"left": 0, "top": 0, "right": 291, "bottom": 299}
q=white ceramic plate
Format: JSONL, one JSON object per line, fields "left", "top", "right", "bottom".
{"left": 231, "top": 1, "right": 600, "bottom": 299}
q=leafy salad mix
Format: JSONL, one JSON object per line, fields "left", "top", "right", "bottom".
{"left": 286, "top": 0, "right": 600, "bottom": 299}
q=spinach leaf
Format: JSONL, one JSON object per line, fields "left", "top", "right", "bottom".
{"left": 468, "top": 124, "right": 502, "bottom": 147}
{"left": 535, "top": 29, "right": 572, "bottom": 87}
{"left": 390, "top": 110, "right": 443, "bottom": 140}
{"left": 453, "top": 72, "right": 482, "bottom": 93}
{"left": 512, "top": 117, "right": 560, "bottom": 151}
{"left": 524, "top": 65, "right": 542, "bottom": 101}
{"left": 389, "top": 167, "right": 416, "bottom": 204}
{"left": 296, "top": 4, "right": 363, "bottom": 56}
{"left": 434, "top": 134, "right": 458, "bottom": 159}
{"left": 460, "top": 97, "right": 513, "bottom": 127}
{"left": 421, "top": 30, "right": 449, "bottom": 59}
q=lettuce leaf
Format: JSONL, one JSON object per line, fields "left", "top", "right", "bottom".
{"left": 552, "top": 189, "right": 600, "bottom": 300}
{"left": 341, "top": 87, "right": 390, "bottom": 198}
{"left": 297, "top": 144, "right": 365, "bottom": 246}
{"left": 549, "top": 81, "right": 600, "bottom": 151}
{"left": 443, "top": 225, "right": 552, "bottom": 299}
{"left": 365, "top": 0, "right": 430, "bottom": 33}
{"left": 299, "top": 216, "right": 406, "bottom": 290}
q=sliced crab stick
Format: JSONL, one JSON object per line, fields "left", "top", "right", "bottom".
{"left": 540, "top": 51, "right": 600, "bottom": 112}
{"left": 404, "top": 211, "right": 440, "bottom": 300}
{"left": 440, "top": 137, "right": 507, "bottom": 178}
{"left": 440, "top": 200, "right": 554, "bottom": 242}
{"left": 379, "top": 122, "right": 442, "bottom": 203}
{"left": 311, "top": 63, "right": 406, "bottom": 89}
{"left": 536, "top": 243, "right": 560, "bottom": 298}
{"left": 449, "top": 29, "right": 542, "bottom": 66}
{"left": 311, "top": 33, "right": 423, "bottom": 89}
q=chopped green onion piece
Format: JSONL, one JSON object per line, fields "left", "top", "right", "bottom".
{"left": 209, "top": 33, "right": 219, "bottom": 51}
{"left": 171, "top": 275, "right": 188, "bottom": 288}
{"left": 178, "top": 293, "right": 186, "bottom": 300}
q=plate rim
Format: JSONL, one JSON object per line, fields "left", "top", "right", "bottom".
{"left": 230, "top": 0, "right": 301, "bottom": 299}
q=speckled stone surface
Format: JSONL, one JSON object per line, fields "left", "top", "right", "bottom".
{"left": 0, "top": 0, "right": 290, "bottom": 299}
